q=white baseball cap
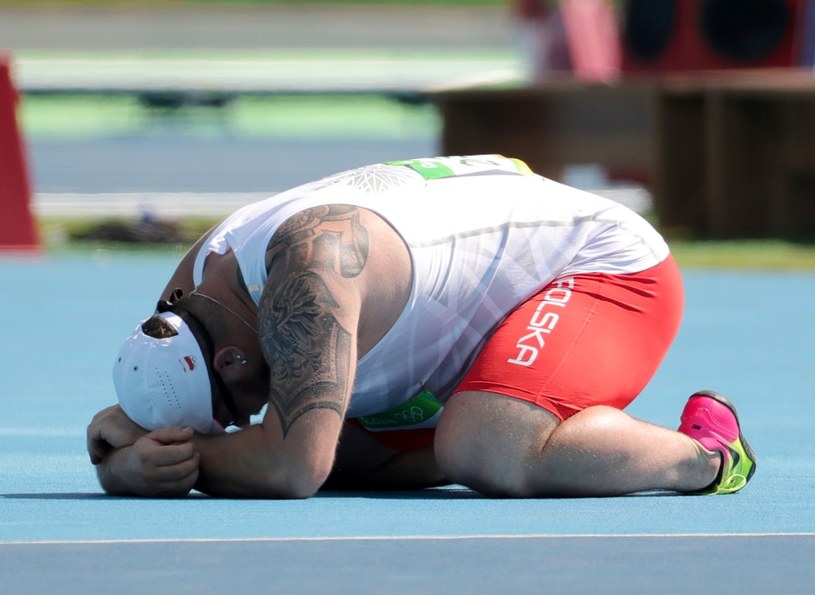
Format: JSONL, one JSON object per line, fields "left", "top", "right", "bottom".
{"left": 113, "top": 311, "right": 221, "bottom": 434}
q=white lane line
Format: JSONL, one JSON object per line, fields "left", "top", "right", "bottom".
{"left": 2, "top": 532, "right": 814, "bottom": 546}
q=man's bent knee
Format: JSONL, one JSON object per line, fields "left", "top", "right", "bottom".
{"left": 435, "top": 391, "right": 560, "bottom": 497}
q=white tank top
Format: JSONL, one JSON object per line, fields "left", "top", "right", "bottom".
{"left": 193, "top": 156, "right": 669, "bottom": 418}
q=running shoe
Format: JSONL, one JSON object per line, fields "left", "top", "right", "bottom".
{"left": 678, "top": 390, "right": 757, "bottom": 495}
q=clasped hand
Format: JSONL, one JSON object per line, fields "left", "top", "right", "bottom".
{"left": 87, "top": 405, "right": 200, "bottom": 497}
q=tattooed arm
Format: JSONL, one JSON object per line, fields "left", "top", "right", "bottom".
{"left": 190, "top": 205, "right": 374, "bottom": 498}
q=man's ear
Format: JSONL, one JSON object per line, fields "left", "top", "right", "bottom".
{"left": 212, "top": 346, "right": 248, "bottom": 379}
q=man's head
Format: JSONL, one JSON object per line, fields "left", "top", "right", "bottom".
{"left": 112, "top": 284, "right": 267, "bottom": 433}
{"left": 113, "top": 310, "right": 225, "bottom": 433}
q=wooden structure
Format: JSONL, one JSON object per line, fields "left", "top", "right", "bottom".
{"left": 430, "top": 70, "right": 815, "bottom": 238}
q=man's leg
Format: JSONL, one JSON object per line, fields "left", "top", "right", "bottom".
{"left": 434, "top": 390, "right": 719, "bottom": 497}
{"left": 436, "top": 258, "right": 700, "bottom": 497}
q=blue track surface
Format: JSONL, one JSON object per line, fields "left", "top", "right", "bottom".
{"left": 1, "top": 253, "right": 813, "bottom": 592}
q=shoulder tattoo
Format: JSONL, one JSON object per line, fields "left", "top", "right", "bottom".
{"left": 266, "top": 204, "right": 369, "bottom": 278}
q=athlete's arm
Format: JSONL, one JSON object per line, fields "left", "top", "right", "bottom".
{"left": 189, "top": 205, "right": 368, "bottom": 498}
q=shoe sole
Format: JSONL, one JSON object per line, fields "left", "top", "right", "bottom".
{"left": 691, "top": 389, "right": 758, "bottom": 486}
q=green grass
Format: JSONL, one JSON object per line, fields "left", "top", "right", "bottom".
{"left": 668, "top": 240, "right": 815, "bottom": 271}
{"left": 20, "top": 94, "right": 439, "bottom": 139}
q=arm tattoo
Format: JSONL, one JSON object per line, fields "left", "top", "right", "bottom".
{"left": 260, "top": 267, "right": 354, "bottom": 437}
{"left": 259, "top": 205, "right": 370, "bottom": 435}
{"left": 266, "top": 205, "right": 369, "bottom": 278}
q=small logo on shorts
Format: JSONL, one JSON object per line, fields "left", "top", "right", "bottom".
{"left": 507, "top": 278, "right": 574, "bottom": 367}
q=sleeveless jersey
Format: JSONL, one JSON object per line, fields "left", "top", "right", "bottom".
{"left": 192, "top": 156, "right": 669, "bottom": 419}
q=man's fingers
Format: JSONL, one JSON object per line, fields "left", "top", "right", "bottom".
{"left": 150, "top": 441, "right": 198, "bottom": 467}
{"left": 87, "top": 439, "right": 110, "bottom": 465}
{"left": 152, "top": 469, "right": 200, "bottom": 498}
{"left": 149, "top": 425, "right": 195, "bottom": 445}
{"left": 87, "top": 404, "right": 148, "bottom": 464}
{"left": 146, "top": 453, "right": 200, "bottom": 496}
{"left": 149, "top": 451, "right": 200, "bottom": 481}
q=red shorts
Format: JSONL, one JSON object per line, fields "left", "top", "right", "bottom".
{"left": 454, "top": 256, "right": 684, "bottom": 420}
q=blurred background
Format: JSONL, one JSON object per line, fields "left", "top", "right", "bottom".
{"left": 3, "top": 0, "right": 815, "bottom": 250}
{"left": 2, "top": 0, "right": 515, "bottom": 232}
